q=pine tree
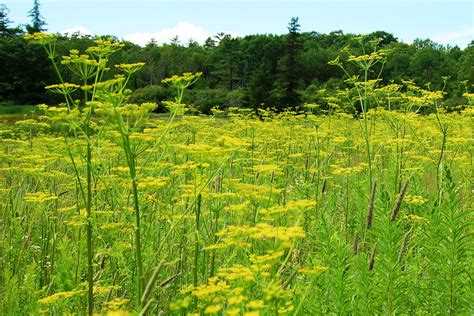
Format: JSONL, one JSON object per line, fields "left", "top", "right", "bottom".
{"left": 248, "top": 59, "right": 275, "bottom": 112}
{"left": 277, "top": 17, "right": 303, "bottom": 110}
{"left": 27, "top": 0, "right": 46, "bottom": 33}
{"left": 214, "top": 33, "right": 240, "bottom": 91}
{"left": 0, "top": 4, "right": 12, "bottom": 36}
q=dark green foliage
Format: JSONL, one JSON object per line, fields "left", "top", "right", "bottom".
{"left": 367, "top": 30, "right": 398, "bottom": 47}
{"left": 425, "top": 166, "right": 473, "bottom": 314}
{"left": 210, "top": 33, "right": 242, "bottom": 91}
{"left": 276, "top": 17, "right": 304, "bottom": 110}
{"left": 0, "top": 12, "right": 472, "bottom": 112}
{"left": 0, "top": 4, "right": 12, "bottom": 37}
{"left": 458, "top": 42, "right": 474, "bottom": 83}
{"left": 0, "top": 36, "right": 54, "bottom": 104}
{"left": 185, "top": 87, "right": 244, "bottom": 114}
{"left": 246, "top": 60, "right": 277, "bottom": 111}
{"left": 129, "top": 85, "right": 173, "bottom": 112}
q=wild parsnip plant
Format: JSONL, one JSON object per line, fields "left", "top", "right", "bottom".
{"left": 0, "top": 34, "right": 473, "bottom": 315}
{"left": 329, "top": 36, "right": 389, "bottom": 195}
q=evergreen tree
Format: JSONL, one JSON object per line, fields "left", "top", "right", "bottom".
{"left": 213, "top": 33, "right": 240, "bottom": 91}
{"left": 0, "top": 4, "right": 22, "bottom": 37}
{"left": 0, "top": 4, "right": 12, "bottom": 36}
{"left": 247, "top": 58, "right": 275, "bottom": 111}
{"left": 277, "top": 17, "right": 303, "bottom": 110}
{"left": 27, "top": 0, "right": 46, "bottom": 33}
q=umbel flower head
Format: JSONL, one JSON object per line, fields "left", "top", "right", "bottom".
{"left": 24, "top": 32, "right": 57, "bottom": 45}
{"left": 162, "top": 72, "right": 202, "bottom": 90}
{"left": 115, "top": 62, "right": 146, "bottom": 75}
{"left": 45, "top": 83, "right": 80, "bottom": 95}
{"left": 62, "top": 50, "right": 100, "bottom": 67}
{"left": 61, "top": 50, "right": 102, "bottom": 80}
{"left": 86, "top": 38, "right": 125, "bottom": 58}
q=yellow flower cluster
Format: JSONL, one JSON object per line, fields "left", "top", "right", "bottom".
{"left": 190, "top": 277, "right": 230, "bottom": 300}
{"left": 24, "top": 32, "right": 56, "bottom": 45}
{"left": 62, "top": 50, "right": 100, "bottom": 67}
{"left": 115, "top": 62, "right": 145, "bottom": 70}
{"left": 86, "top": 39, "right": 124, "bottom": 58}
{"left": 232, "top": 183, "right": 281, "bottom": 197}
{"left": 331, "top": 163, "right": 367, "bottom": 176}
{"left": 15, "top": 119, "right": 49, "bottom": 128}
{"left": 45, "top": 83, "right": 80, "bottom": 95}
{"left": 162, "top": 72, "right": 203, "bottom": 88}
{"left": 403, "top": 214, "right": 428, "bottom": 223}
{"left": 209, "top": 223, "right": 306, "bottom": 251}
{"left": 37, "top": 290, "right": 82, "bottom": 304}
{"left": 218, "top": 265, "right": 255, "bottom": 281}
{"left": 347, "top": 51, "right": 385, "bottom": 63}
{"left": 137, "top": 176, "right": 169, "bottom": 190}
{"left": 404, "top": 195, "right": 428, "bottom": 205}
{"left": 260, "top": 199, "right": 315, "bottom": 216}
{"left": 103, "top": 298, "right": 129, "bottom": 311}
{"left": 24, "top": 191, "right": 58, "bottom": 203}
{"left": 249, "top": 250, "right": 285, "bottom": 265}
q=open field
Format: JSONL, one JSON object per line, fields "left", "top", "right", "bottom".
{"left": 1, "top": 31, "right": 473, "bottom": 316}
{"left": 1, "top": 108, "right": 473, "bottom": 315}
{"left": 1, "top": 0, "right": 473, "bottom": 313}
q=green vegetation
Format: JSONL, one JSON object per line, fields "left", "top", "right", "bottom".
{"left": 0, "top": 2, "right": 473, "bottom": 315}
{"left": 0, "top": 105, "right": 38, "bottom": 115}
{"left": 0, "top": 34, "right": 473, "bottom": 315}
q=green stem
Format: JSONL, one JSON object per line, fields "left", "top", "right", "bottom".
{"left": 436, "top": 130, "right": 447, "bottom": 203}
{"left": 362, "top": 67, "right": 373, "bottom": 193}
{"left": 434, "top": 100, "right": 448, "bottom": 204}
{"left": 193, "top": 194, "right": 202, "bottom": 309}
{"left": 131, "top": 168, "right": 144, "bottom": 306}
{"left": 113, "top": 107, "right": 144, "bottom": 306}
{"left": 86, "top": 131, "right": 94, "bottom": 316}
{"left": 193, "top": 194, "right": 202, "bottom": 288}
{"left": 46, "top": 51, "right": 75, "bottom": 109}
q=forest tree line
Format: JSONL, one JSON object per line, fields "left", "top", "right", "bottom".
{"left": 1, "top": 3, "right": 473, "bottom": 114}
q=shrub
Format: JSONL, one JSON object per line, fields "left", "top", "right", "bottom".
{"left": 185, "top": 88, "right": 245, "bottom": 114}
{"left": 129, "top": 85, "right": 173, "bottom": 112}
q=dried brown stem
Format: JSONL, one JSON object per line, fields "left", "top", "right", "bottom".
{"left": 390, "top": 180, "right": 409, "bottom": 221}
{"left": 366, "top": 179, "right": 377, "bottom": 229}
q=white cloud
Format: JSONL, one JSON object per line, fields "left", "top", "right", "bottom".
{"left": 123, "top": 21, "right": 213, "bottom": 46}
{"left": 432, "top": 26, "right": 474, "bottom": 48}
{"left": 62, "top": 26, "right": 93, "bottom": 36}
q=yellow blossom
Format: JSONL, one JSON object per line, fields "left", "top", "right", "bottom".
{"left": 204, "top": 304, "right": 221, "bottom": 314}
{"left": 247, "top": 300, "right": 265, "bottom": 309}
{"left": 24, "top": 192, "right": 58, "bottom": 203}
{"left": 37, "top": 290, "right": 82, "bottom": 304}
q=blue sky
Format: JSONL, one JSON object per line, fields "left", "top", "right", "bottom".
{"left": 3, "top": 0, "right": 473, "bottom": 47}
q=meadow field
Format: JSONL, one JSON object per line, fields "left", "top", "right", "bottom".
{"left": 0, "top": 35, "right": 473, "bottom": 315}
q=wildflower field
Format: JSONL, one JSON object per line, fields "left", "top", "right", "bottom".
{"left": 1, "top": 35, "right": 473, "bottom": 315}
